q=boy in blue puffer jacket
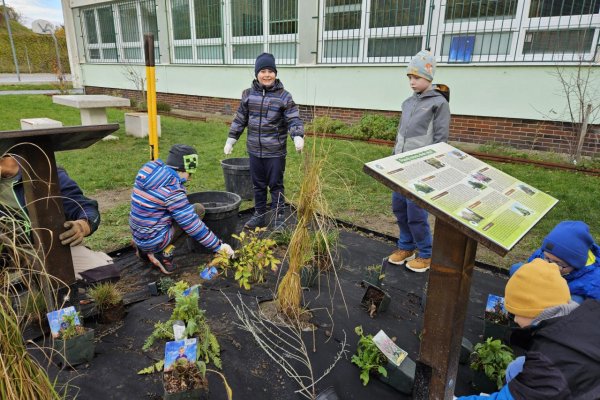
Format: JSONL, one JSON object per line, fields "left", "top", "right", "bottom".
{"left": 509, "top": 221, "right": 600, "bottom": 302}
{"left": 224, "top": 53, "right": 304, "bottom": 230}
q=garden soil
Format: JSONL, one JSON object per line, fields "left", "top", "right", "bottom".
{"left": 37, "top": 212, "right": 508, "bottom": 400}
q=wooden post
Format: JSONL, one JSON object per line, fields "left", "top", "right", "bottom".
{"left": 413, "top": 218, "right": 477, "bottom": 399}
{"left": 13, "top": 138, "right": 75, "bottom": 286}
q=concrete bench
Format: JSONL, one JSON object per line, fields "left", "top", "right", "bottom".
{"left": 20, "top": 118, "right": 63, "bottom": 130}
{"left": 125, "top": 112, "right": 161, "bottom": 138}
{"left": 52, "top": 95, "right": 130, "bottom": 125}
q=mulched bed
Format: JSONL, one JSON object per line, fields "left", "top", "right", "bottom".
{"left": 36, "top": 213, "right": 508, "bottom": 399}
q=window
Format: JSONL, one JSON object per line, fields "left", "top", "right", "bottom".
{"left": 232, "top": 0, "right": 263, "bottom": 36}
{"left": 442, "top": 32, "right": 512, "bottom": 57}
{"left": 81, "top": 0, "right": 159, "bottom": 63}
{"left": 445, "top": 0, "right": 518, "bottom": 20}
{"left": 370, "top": 0, "right": 425, "bottom": 27}
{"left": 529, "top": 0, "right": 600, "bottom": 17}
{"left": 367, "top": 37, "right": 422, "bottom": 57}
{"left": 169, "top": 0, "right": 298, "bottom": 64}
{"left": 522, "top": 29, "right": 595, "bottom": 54}
{"left": 325, "top": 0, "right": 362, "bottom": 31}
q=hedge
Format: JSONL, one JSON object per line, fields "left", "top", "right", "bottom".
{"left": 0, "top": 33, "right": 70, "bottom": 74}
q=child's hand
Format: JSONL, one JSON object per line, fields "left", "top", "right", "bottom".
{"left": 224, "top": 138, "right": 237, "bottom": 155}
{"left": 293, "top": 136, "right": 304, "bottom": 152}
{"left": 219, "top": 243, "right": 235, "bottom": 258}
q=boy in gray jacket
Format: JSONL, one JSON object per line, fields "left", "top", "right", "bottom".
{"left": 388, "top": 50, "right": 450, "bottom": 272}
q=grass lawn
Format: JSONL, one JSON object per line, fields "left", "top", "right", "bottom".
{"left": 0, "top": 94, "right": 598, "bottom": 269}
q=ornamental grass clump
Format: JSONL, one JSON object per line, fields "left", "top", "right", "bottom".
{"left": 0, "top": 292, "right": 64, "bottom": 399}
{"left": 88, "top": 282, "right": 122, "bottom": 312}
{"left": 276, "top": 146, "right": 325, "bottom": 317}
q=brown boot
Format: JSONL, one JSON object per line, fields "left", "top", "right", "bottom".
{"left": 388, "top": 249, "right": 416, "bottom": 265}
{"left": 406, "top": 257, "right": 431, "bottom": 273}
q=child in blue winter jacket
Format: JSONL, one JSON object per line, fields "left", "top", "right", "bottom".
{"left": 388, "top": 50, "right": 451, "bottom": 273}
{"left": 223, "top": 53, "right": 304, "bottom": 231}
{"left": 510, "top": 220, "right": 600, "bottom": 302}
{"left": 458, "top": 258, "right": 600, "bottom": 400}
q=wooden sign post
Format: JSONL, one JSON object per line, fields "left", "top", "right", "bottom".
{"left": 363, "top": 142, "right": 557, "bottom": 399}
{"left": 1, "top": 125, "right": 119, "bottom": 289}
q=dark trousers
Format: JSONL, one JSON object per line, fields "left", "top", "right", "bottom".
{"left": 391, "top": 192, "right": 432, "bottom": 258}
{"left": 249, "top": 154, "right": 286, "bottom": 215}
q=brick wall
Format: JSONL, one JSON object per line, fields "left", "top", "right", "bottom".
{"left": 86, "top": 86, "right": 599, "bottom": 157}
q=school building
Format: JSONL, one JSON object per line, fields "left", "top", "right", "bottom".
{"left": 62, "top": 0, "right": 600, "bottom": 155}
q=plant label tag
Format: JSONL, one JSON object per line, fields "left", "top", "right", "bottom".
{"left": 373, "top": 330, "right": 408, "bottom": 366}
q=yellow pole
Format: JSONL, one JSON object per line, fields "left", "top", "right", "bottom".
{"left": 144, "top": 34, "right": 159, "bottom": 160}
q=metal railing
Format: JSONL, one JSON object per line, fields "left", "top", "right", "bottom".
{"left": 318, "top": 0, "right": 600, "bottom": 63}
{"left": 81, "top": 0, "right": 159, "bottom": 63}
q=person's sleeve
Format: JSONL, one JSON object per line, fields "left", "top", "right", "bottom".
{"left": 506, "top": 351, "right": 571, "bottom": 400}
{"left": 228, "top": 89, "right": 250, "bottom": 140}
{"left": 58, "top": 167, "right": 100, "bottom": 234}
{"left": 456, "top": 384, "right": 514, "bottom": 400}
{"left": 283, "top": 92, "right": 304, "bottom": 139}
{"left": 527, "top": 249, "right": 544, "bottom": 263}
{"left": 432, "top": 100, "right": 450, "bottom": 144}
{"left": 165, "top": 190, "right": 222, "bottom": 251}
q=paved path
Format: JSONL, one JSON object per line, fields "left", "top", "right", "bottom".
{"left": 0, "top": 73, "right": 73, "bottom": 84}
{"left": 0, "top": 88, "right": 83, "bottom": 95}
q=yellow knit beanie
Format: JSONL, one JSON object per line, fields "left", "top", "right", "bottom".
{"left": 505, "top": 258, "right": 570, "bottom": 318}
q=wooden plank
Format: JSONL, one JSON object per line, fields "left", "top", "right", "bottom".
{"left": 414, "top": 218, "right": 477, "bottom": 400}
{"left": 363, "top": 164, "right": 508, "bottom": 256}
{"left": 14, "top": 138, "right": 75, "bottom": 286}
{"left": 0, "top": 124, "right": 119, "bottom": 155}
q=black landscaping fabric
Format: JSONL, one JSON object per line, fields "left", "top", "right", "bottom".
{"left": 37, "top": 212, "right": 509, "bottom": 400}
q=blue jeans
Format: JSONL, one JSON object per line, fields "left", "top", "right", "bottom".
{"left": 505, "top": 356, "right": 525, "bottom": 382}
{"left": 392, "top": 192, "right": 432, "bottom": 258}
{"left": 249, "top": 154, "right": 286, "bottom": 215}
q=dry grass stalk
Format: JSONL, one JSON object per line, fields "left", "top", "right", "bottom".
{"left": 277, "top": 140, "right": 327, "bottom": 317}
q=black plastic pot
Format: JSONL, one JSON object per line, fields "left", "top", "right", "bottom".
{"left": 377, "top": 357, "right": 416, "bottom": 395}
{"left": 483, "top": 320, "right": 512, "bottom": 343}
{"left": 472, "top": 370, "right": 499, "bottom": 394}
{"left": 221, "top": 157, "right": 253, "bottom": 200}
{"left": 301, "top": 265, "right": 319, "bottom": 288}
{"left": 54, "top": 328, "right": 95, "bottom": 366}
{"left": 361, "top": 283, "right": 391, "bottom": 315}
{"left": 187, "top": 191, "right": 242, "bottom": 253}
{"left": 148, "top": 282, "right": 159, "bottom": 296}
{"left": 315, "top": 386, "right": 340, "bottom": 400}
{"left": 99, "top": 301, "right": 125, "bottom": 324}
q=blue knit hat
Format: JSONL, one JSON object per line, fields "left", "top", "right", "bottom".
{"left": 542, "top": 221, "right": 595, "bottom": 269}
{"left": 407, "top": 50, "right": 436, "bottom": 82}
{"left": 255, "top": 53, "right": 277, "bottom": 77}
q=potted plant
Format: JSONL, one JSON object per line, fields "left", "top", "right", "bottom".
{"left": 144, "top": 283, "right": 222, "bottom": 370}
{"left": 49, "top": 308, "right": 95, "bottom": 366}
{"left": 351, "top": 326, "right": 388, "bottom": 386}
{"left": 361, "top": 283, "right": 391, "bottom": 317}
{"left": 312, "top": 229, "right": 340, "bottom": 271}
{"left": 88, "top": 282, "right": 125, "bottom": 323}
{"left": 149, "top": 277, "right": 175, "bottom": 296}
{"left": 163, "top": 339, "right": 209, "bottom": 400}
{"left": 364, "top": 263, "right": 385, "bottom": 287}
{"left": 212, "top": 227, "right": 280, "bottom": 290}
{"left": 470, "top": 337, "right": 514, "bottom": 393}
{"left": 483, "top": 294, "right": 512, "bottom": 343}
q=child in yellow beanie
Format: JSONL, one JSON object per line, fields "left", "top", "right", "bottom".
{"left": 458, "top": 259, "right": 600, "bottom": 399}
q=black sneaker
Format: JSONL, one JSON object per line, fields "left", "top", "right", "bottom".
{"left": 147, "top": 245, "right": 177, "bottom": 275}
{"left": 273, "top": 213, "right": 286, "bottom": 231}
{"left": 244, "top": 213, "right": 266, "bottom": 229}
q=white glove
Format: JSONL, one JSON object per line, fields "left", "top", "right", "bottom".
{"left": 293, "top": 136, "right": 304, "bottom": 152}
{"left": 224, "top": 138, "right": 237, "bottom": 155}
{"left": 218, "top": 243, "right": 235, "bottom": 258}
